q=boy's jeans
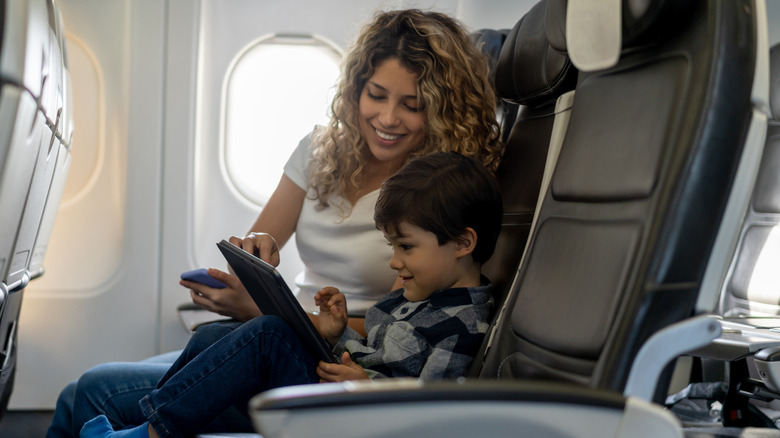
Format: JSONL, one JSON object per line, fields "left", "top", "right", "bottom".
{"left": 47, "top": 316, "right": 318, "bottom": 438}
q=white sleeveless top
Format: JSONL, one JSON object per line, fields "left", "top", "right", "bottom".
{"left": 283, "top": 131, "right": 397, "bottom": 315}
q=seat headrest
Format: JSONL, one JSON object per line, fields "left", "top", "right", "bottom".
{"left": 545, "top": 0, "right": 694, "bottom": 72}
{"left": 494, "top": 0, "right": 577, "bottom": 107}
{"left": 566, "top": 0, "right": 622, "bottom": 71}
{"left": 771, "top": 43, "right": 780, "bottom": 120}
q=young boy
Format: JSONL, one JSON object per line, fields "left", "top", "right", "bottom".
{"left": 80, "top": 151, "right": 503, "bottom": 438}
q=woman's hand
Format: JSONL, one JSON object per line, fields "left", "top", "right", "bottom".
{"left": 228, "top": 232, "right": 280, "bottom": 267}
{"left": 317, "top": 352, "right": 369, "bottom": 382}
{"left": 181, "top": 268, "right": 261, "bottom": 322}
{"left": 314, "top": 287, "right": 348, "bottom": 345}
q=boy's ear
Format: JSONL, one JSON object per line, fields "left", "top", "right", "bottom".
{"left": 455, "top": 227, "right": 478, "bottom": 258}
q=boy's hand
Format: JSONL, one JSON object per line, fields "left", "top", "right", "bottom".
{"left": 317, "top": 352, "right": 369, "bottom": 382}
{"left": 314, "top": 287, "right": 348, "bottom": 345}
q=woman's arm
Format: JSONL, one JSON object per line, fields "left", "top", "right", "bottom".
{"left": 230, "top": 174, "right": 307, "bottom": 265}
{"left": 185, "top": 175, "right": 306, "bottom": 321}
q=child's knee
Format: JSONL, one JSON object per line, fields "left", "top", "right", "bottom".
{"left": 78, "top": 363, "right": 120, "bottom": 390}
{"left": 241, "top": 315, "right": 292, "bottom": 336}
{"left": 187, "top": 321, "right": 239, "bottom": 352}
{"left": 57, "top": 379, "right": 78, "bottom": 406}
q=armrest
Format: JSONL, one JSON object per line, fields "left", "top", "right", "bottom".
{"left": 689, "top": 317, "right": 780, "bottom": 362}
{"left": 250, "top": 380, "right": 682, "bottom": 438}
{"left": 624, "top": 315, "right": 722, "bottom": 400}
{"left": 177, "top": 303, "right": 234, "bottom": 332}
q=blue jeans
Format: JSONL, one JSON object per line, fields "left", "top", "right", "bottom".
{"left": 49, "top": 317, "right": 319, "bottom": 438}
{"left": 141, "top": 316, "right": 319, "bottom": 437}
{"left": 46, "top": 320, "right": 268, "bottom": 437}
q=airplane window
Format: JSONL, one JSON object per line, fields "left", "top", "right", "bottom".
{"left": 223, "top": 35, "right": 341, "bottom": 205}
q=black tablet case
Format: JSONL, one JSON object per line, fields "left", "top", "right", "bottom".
{"left": 217, "top": 240, "right": 337, "bottom": 363}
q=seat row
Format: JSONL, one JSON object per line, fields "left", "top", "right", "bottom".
{"left": 0, "top": 0, "right": 73, "bottom": 418}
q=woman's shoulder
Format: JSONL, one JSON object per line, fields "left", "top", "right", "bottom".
{"left": 300, "top": 126, "right": 323, "bottom": 150}
{"left": 284, "top": 127, "right": 322, "bottom": 189}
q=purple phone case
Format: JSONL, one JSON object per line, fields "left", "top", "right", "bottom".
{"left": 181, "top": 268, "right": 227, "bottom": 289}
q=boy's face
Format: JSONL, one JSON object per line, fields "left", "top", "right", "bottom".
{"left": 384, "top": 222, "right": 468, "bottom": 302}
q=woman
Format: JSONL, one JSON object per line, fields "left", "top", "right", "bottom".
{"left": 188, "top": 7, "right": 503, "bottom": 324}
{"left": 47, "top": 8, "right": 502, "bottom": 437}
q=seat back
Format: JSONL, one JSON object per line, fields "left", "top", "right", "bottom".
{"left": 477, "top": 0, "right": 759, "bottom": 397}
{"left": 0, "top": 0, "right": 72, "bottom": 418}
{"left": 6, "top": 0, "right": 71, "bottom": 289}
{"left": 718, "top": 43, "right": 780, "bottom": 317}
{"left": 471, "top": 28, "right": 513, "bottom": 143}
{"left": 478, "top": 0, "right": 577, "bottom": 312}
{"left": 0, "top": 0, "right": 50, "bottom": 294}
{"left": 28, "top": 0, "right": 73, "bottom": 278}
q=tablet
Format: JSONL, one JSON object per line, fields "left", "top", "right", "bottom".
{"left": 216, "top": 240, "right": 337, "bottom": 363}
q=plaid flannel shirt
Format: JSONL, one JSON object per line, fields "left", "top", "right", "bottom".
{"left": 333, "top": 281, "right": 493, "bottom": 381}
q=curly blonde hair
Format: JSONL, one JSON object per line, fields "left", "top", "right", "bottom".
{"left": 309, "top": 9, "right": 503, "bottom": 212}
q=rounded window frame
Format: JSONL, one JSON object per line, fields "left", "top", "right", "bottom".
{"left": 220, "top": 33, "right": 343, "bottom": 207}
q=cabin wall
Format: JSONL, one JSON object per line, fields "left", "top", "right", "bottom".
{"left": 12, "top": 0, "right": 537, "bottom": 410}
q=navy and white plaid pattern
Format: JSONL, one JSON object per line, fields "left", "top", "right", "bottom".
{"left": 334, "top": 282, "right": 493, "bottom": 381}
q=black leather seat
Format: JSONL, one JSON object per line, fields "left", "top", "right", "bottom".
{"left": 477, "top": 0, "right": 577, "bottom": 321}
{"left": 475, "top": 0, "right": 758, "bottom": 396}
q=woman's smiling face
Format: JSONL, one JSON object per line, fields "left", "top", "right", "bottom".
{"left": 358, "top": 58, "right": 427, "bottom": 169}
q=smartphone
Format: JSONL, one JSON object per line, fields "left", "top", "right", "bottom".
{"left": 181, "top": 268, "right": 227, "bottom": 289}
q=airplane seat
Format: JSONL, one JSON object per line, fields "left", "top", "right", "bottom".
{"left": 470, "top": 0, "right": 577, "bottom": 373}
{"left": 0, "top": 0, "right": 52, "bottom": 420}
{"left": 470, "top": 28, "right": 512, "bottom": 141}
{"left": 9, "top": 0, "right": 69, "bottom": 289}
{"left": 247, "top": 0, "right": 762, "bottom": 436}
{"left": 0, "top": 0, "right": 71, "bottom": 420}
{"left": 476, "top": 0, "right": 734, "bottom": 393}
{"left": 718, "top": 42, "right": 780, "bottom": 319}
{"left": 0, "top": 0, "right": 50, "bottom": 294}
{"left": 667, "top": 42, "right": 780, "bottom": 430}
{"left": 29, "top": 0, "right": 74, "bottom": 279}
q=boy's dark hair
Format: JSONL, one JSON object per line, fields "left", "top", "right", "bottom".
{"left": 374, "top": 152, "right": 503, "bottom": 264}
